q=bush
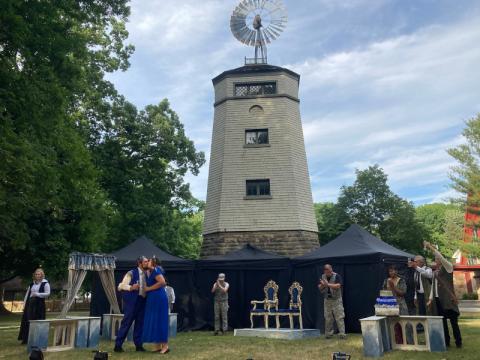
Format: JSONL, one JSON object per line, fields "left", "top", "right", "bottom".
{"left": 462, "top": 292, "right": 479, "bottom": 300}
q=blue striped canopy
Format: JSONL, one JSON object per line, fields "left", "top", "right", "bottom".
{"left": 68, "top": 252, "right": 116, "bottom": 271}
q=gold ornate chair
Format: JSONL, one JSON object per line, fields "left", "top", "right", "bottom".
{"left": 276, "top": 282, "right": 303, "bottom": 329}
{"left": 250, "top": 280, "right": 279, "bottom": 329}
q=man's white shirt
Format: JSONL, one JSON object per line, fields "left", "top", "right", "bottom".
{"left": 414, "top": 265, "right": 433, "bottom": 299}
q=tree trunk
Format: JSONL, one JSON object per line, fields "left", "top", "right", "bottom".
{"left": 0, "top": 286, "right": 13, "bottom": 315}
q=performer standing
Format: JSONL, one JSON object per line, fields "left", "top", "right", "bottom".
{"left": 425, "top": 241, "right": 462, "bottom": 348}
{"left": 18, "top": 268, "right": 50, "bottom": 344}
{"left": 211, "top": 273, "right": 229, "bottom": 335}
{"left": 114, "top": 256, "right": 149, "bottom": 353}
{"left": 143, "top": 257, "right": 170, "bottom": 353}
{"left": 165, "top": 279, "right": 175, "bottom": 313}
{"left": 408, "top": 254, "right": 433, "bottom": 315}
{"left": 383, "top": 265, "right": 408, "bottom": 315}
{"left": 318, "top": 264, "right": 346, "bottom": 339}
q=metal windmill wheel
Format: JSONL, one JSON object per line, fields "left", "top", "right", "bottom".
{"left": 230, "top": 0, "right": 288, "bottom": 64}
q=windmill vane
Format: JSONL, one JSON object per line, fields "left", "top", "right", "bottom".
{"left": 230, "top": 0, "right": 288, "bottom": 65}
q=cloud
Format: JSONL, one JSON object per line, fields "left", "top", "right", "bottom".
{"left": 108, "top": 1, "right": 480, "bottom": 205}
{"left": 127, "top": 0, "right": 231, "bottom": 51}
{"left": 293, "top": 18, "right": 480, "bottom": 203}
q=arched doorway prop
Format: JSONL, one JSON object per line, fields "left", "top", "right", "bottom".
{"left": 27, "top": 253, "right": 119, "bottom": 353}
{"left": 360, "top": 315, "right": 447, "bottom": 357}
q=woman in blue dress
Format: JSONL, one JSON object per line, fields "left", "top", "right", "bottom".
{"left": 143, "top": 257, "right": 169, "bottom": 353}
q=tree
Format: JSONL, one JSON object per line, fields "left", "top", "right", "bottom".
{"left": 415, "top": 203, "right": 464, "bottom": 258}
{"left": 448, "top": 113, "right": 480, "bottom": 258}
{"left": 92, "top": 99, "right": 205, "bottom": 255}
{"left": 0, "top": 0, "right": 133, "bottom": 281}
{"left": 448, "top": 114, "right": 480, "bottom": 205}
{"left": 337, "top": 165, "right": 426, "bottom": 252}
{"left": 337, "top": 165, "right": 393, "bottom": 233}
{"left": 314, "top": 202, "right": 350, "bottom": 245}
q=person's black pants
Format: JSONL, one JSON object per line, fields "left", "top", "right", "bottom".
{"left": 435, "top": 297, "right": 462, "bottom": 346}
{"left": 416, "top": 292, "right": 426, "bottom": 315}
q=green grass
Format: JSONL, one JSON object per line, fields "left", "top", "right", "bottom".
{"left": 1, "top": 313, "right": 479, "bottom": 359}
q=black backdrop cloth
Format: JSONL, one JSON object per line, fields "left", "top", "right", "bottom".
{"left": 90, "top": 227, "right": 415, "bottom": 333}
{"left": 293, "top": 224, "right": 414, "bottom": 332}
{"left": 194, "top": 244, "right": 292, "bottom": 329}
{"left": 90, "top": 236, "right": 196, "bottom": 330}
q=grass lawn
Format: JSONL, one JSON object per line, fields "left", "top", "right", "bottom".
{"left": 1, "top": 313, "right": 479, "bottom": 359}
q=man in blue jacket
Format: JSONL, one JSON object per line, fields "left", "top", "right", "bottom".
{"left": 114, "top": 256, "right": 149, "bottom": 352}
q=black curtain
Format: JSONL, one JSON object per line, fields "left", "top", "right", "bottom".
{"left": 90, "top": 256, "right": 415, "bottom": 333}
{"left": 90, "top": 265, "right": 196, "bottom": 332}
{"left": 192, "top": 258, "right": 291, "bottom": 330}
{"left": 292, "top": 255, "right": 412, "bottom": 333}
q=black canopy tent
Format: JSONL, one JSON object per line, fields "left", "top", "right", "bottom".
{"left": 193, "top": 244, "right": 292, "bottom": 330}
{"left": 292, "top": 224, "right": 414, "bottom": 333}
{"left": 90, "top": 228, "right": 417, "bottom": 333}
{"left": 90, "top": 236, "right": 196, "bottom": 330}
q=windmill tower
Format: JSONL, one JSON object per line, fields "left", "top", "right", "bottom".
{"left": 201, "top": 0, "right": 319, "bottom": 257}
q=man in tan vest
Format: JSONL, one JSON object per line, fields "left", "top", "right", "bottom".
{"left": 211, "top": 273, "right": 229, "bottom": 335}
{"left": 425, "top": 241, "right": 462, "bottom": 348}
{"left": 318, "top": 264, "right": 346, "bottom": 339}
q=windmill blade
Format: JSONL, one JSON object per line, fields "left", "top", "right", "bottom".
{"left": 246, "top": 29, "right": 257, "bottom": 46}
{"left": 238, "top": 28, "right": 253, "bottom": 43}
{"left": 263, "top": 28, "right": 277, "bottom": 41}
{"left": 230, "top": 0, "right": 288, "bottom": 55}
{"left": 271, "top": 19, "right": 287, "bottom": 26}
{"left": 266, "top": 25, "right": 282, "bottom": 37}
{"left": 261, "top": 29, "right": 272, "bottom": 43}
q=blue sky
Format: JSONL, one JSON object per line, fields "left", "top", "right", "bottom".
{"left": 108, "top": 0, "right": 480, "bottom": 205}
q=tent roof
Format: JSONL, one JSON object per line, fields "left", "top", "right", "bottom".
{"left": 296, "top": 224, "right": 413, "bottom": 261}
{"left": 204, "top": 244, "right": 287, "bottom": 261}
{"left": 110, "top": 236, "right": 192, "bottom": 270}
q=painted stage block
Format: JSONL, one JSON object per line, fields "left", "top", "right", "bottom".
{"left": 426, "top": 317, "right": 446, "bottom": 352}
{"left": 234, "top": 328, "right": 321, "bottom": 340}
{"left": 66, "top": 316, "right": 101, "bottom": 349}
{"left": 75, "top": 318, "right": 89, "bottom": 348}
{"left": 360, "top": 316, "right": 388, "bottom": 358}
{"left": 169, "top": 313, "right": 177, "bottom": 338}
{"left": 101, "top": 314, "right": 135, "bottom": 341}
{"left": 27, "top": 320, "right": 49, "bottom": 352}
{"left": 102, "top": 314, "right": 113, "bottom": 340}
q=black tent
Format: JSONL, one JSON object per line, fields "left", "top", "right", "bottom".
{"left": 292, "top": 224, "right": 414, "bottom": 333}
{"left": 193, "top": 244, "right": 292, "bottom": 330}
{"left": 90, "top": 236, "right": 196, "bottom": 330}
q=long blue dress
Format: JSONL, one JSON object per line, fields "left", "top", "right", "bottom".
{"left": 142, "top": 266, "right": 169, "bottom": 343}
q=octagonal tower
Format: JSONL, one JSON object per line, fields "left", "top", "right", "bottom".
{"left": 201, "top": 64, "right": 319, "bottom": 257}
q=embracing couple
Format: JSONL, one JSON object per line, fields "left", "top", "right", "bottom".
{"left": 114, "top": 256, "right": 170, "bottom": 354}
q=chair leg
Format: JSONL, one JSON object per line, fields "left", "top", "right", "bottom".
{"left": 299, "top": 313, "right": 303, "bottom": 330}
{"left": 250, "top": 314, "right": 253, "bottom": 328}
{"left": 264, "top": 314, "right": 268, "bottom": 329}
{"left": 289, "top": 314, "right": 293, "bottom": 329}
{"left": 275, "top": 315, "right": 280, "bottom": 329}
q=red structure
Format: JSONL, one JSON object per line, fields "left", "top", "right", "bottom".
{"left": 454, "top": 201, "right": 480, "bottom": 294}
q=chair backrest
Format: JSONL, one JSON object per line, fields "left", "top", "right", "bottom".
{"left": 289, "top": 282, "right": 303, "bottom": 309}
{"left": 264, "top": 280, "right": 279, "bottom": 303}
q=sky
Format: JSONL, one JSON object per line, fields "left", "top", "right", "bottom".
{"left": 107, "top": 0, "right": 480, "bottom": 205}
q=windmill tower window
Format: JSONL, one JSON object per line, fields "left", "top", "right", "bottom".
{"left": 245, "top": 179, "right": 271, "bottom": 199}
{"left": 245, "top": 129, "right": 269, "bottom": 147}
{"left": 235, "top": 82, "right": 277, "bottom": 96}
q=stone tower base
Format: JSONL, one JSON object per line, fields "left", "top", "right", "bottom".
{"left": 201, "top": 230, "right": 319, "bottom": 257}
